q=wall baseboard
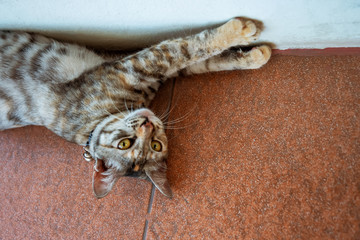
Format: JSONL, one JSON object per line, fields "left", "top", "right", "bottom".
{"left": 273, "top": 48, "right": 360, "bottom": 56}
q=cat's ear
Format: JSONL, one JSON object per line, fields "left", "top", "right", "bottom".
{"left": 145, "top": 162, "right": 173, "bottom": 198}
{"left": 92, "top": 159, "right": 119, "bottom": 199}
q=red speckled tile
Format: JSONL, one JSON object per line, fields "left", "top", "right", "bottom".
{"left": 1, "top": 54, "right": 360, "bottom": 239}
{"left": 0, "top": 126, "right": 151, "bottom": 239}
{"left": 147, "top": 55, "right": 360, "bottom": 239}
{"left": 0, "top": 80, "right": 173, "bottom": 239}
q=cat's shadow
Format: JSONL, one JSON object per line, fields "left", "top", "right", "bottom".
{"left": 24, "top": 16, "right": 273, "bottom": 51}
{"left": 29, "top": 22, "right": 222, "bottom": 51}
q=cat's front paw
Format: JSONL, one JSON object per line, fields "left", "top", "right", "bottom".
{"left": 219, "top": 17, "right": 263, "bottom": 47}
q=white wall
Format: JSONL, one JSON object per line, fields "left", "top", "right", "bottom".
{"left": 1, "top": 0, "right": 359, "bottom": 50}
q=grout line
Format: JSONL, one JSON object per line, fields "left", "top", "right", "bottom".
{"left": 142, "top": 220, "right": 149, "bottom": 240}
{"left": 147, "top": 184, "right": 156, "bottom": 214}
{"left": 142, "top": 78, "right": 176, "bottom": 240}
{"left": 273, "top": 47, "right": 360, "bottom": 56}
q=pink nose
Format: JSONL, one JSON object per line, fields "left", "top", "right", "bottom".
{"left": 140, "top": 117, "right": 153, "bottom": 128}
{"left": 139, "top": 119, "right": 153, "bottom": 136}
{"left": 143, "top": 121, "right": 153, "bottom": 128}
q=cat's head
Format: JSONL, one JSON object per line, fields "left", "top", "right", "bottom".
{"left": 88, "top": 108, "right": 172, "bottom": 198}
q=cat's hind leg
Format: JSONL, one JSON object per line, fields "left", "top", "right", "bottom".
{"left": 182, "top": 45, "right": 271, "bottom": 75}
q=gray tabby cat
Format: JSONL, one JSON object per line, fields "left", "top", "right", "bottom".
{"left": 0, "top": 18, "right": 271, "bottom": 198}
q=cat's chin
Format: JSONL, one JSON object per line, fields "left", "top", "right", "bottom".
{"left": 126, "top": 108, "right": 163, "bottom": 128}
{"left": 131, "top": 108, "right": 155, "bottom": 118}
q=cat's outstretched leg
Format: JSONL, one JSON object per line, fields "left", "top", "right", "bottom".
{"left": 114, "top": 18, "right": 262, "bottom": 92}
{"left": 181, "top": 45, "right": 271, "bottom": 75}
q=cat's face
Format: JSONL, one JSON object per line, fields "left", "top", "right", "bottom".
{"left": 89, "top": 108, "right": 172, "bottom": 198}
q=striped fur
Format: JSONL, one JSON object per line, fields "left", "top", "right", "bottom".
{"left": 0, "top": 18, "right": 271, "bottom": 198}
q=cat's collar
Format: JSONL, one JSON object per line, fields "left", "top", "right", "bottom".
{"left": 86, "top": 131, "right": 93, "bottom": 147}
{"left": 83, "top": 131, "right": 93, "bottom": 162}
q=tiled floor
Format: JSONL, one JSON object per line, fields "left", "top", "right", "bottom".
{"left": 1, "top": 53, "right": 359, "bottom": 239}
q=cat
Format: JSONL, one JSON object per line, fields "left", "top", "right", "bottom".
{"left": 0, "top": 17, "right": 271, "bottom": 199}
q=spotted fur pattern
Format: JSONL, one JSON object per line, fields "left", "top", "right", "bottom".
{"left": 0, "top": 18, "right": 271, "bottom": 198}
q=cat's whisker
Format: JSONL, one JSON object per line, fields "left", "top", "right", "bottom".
{"left": 103, "top": 84, "right": 127, "bottom": 117}
{"left": 102, "top": 109, "right": 124, "bottom": 121}
{"left": 167, "top": 133, "right": 181, "bottom": 142}
{"left": 124, "top": 98, "right": 131, "bottom": 114}
{"left": 151, "top": 158, "right": 167, "bottom": 170}
{"left": 158, "top": 163, "right": 168, "bottom": 170}
{"left": 160, "top": 107, "right": 175, "bottom": 122}
{"left": 158, "top": 86, "right": 182, "bottom": 121}
{"left": 110, "top": 98, "right": 126, "bottom": 117}
{"left": 159, "top": 102, "right": 176, "bottom": 121}
{"left": 164, "top": 114, "right": 192, "bottom": 125}
{"left": 164, "top": 122, "right": 198, "bottom": 130}
{"left": 163, "top": 105, "right": 197, "bottom": 125}
{"left": 159, "top": 93, "right": 181, "bottom": 121}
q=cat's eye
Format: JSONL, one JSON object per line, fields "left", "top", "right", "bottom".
{"left": 151, "top": 140, "right": 162, "bottom": 152}
{"left": 118, "top": 138, "right": 133, "bottom": 150}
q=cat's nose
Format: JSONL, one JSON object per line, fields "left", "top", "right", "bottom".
{"left": 140, "top": 117, "right": 153, "bottom": 129}
{"left": 138, "top": 117, "right": 154, "bottom": 137}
